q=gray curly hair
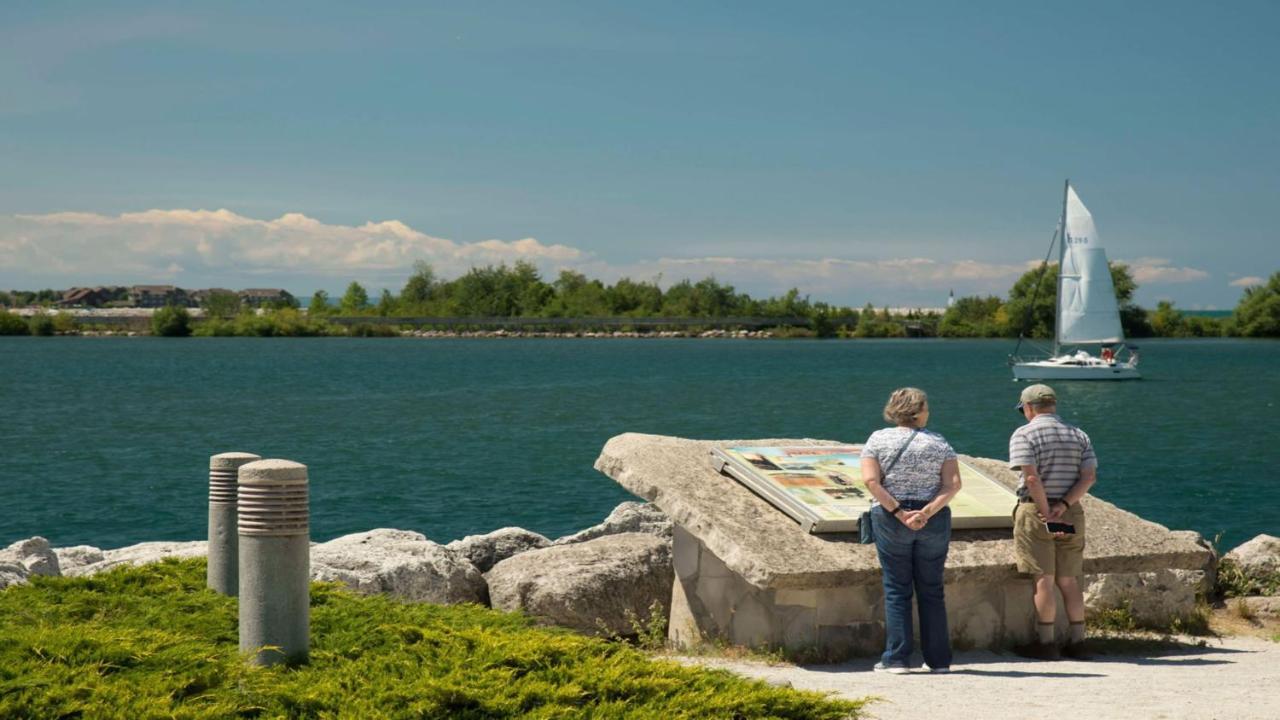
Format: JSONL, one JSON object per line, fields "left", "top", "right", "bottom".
{"left": 883, "top": 387, "right": 928, "bottom": 426}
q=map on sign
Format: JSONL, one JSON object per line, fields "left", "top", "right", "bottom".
{"left": 709, "top": 445, "right": 1017, "bottom": 533}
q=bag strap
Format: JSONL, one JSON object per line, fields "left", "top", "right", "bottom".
{"left": 881, "top": 429, "right": 919, "bottom": 478}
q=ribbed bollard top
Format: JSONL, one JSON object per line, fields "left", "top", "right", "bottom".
{"left": 237, "top": 459, "right": 309, "bottom": 537}
{"left": 209, "top": 452, "right": 261, "bottom": 506}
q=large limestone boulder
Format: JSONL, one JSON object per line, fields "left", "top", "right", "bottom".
{"left": 553, "top": 501, "right": 672, "bottom": 546}
{"left": 447, "top": 527, "right": 550, "bottom": 573}
{"left": 311, "top": 529, "right": 487, "bottom": 605}
{"left": 65, "top": 541, "right": 207, "bottom": 577}
{"left": 1225, "top": 534, "right": 1280, "bottom": 579}
{"left": 54, "top": 545, "right": 106, "bottom": 575}
{"left": 1237, "top": 596, "right": 1280, "bottom": 618}
{"left": 1083, "top": 569, "right": 1202, "bottom": 626}
{"left": 0, "top": 537, "right": 60, "bottom": 578}
{"left": 0, "top": 561, "right": 28, "bottom": 590}
{"left": 487, "top": 532, "right": 673, "bottom": 636}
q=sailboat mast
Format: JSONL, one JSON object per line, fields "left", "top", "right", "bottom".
{"left": 1054, "top": 179, "right": 1069, "bottom": 357}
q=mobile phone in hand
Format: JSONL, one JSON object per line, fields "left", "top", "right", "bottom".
{"left": 1046, "top": 522, "right": 1076, "bottom": 534}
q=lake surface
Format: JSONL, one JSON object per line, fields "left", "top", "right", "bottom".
{"left": 1, "top": 337, "right": 1275, "bottom": 553}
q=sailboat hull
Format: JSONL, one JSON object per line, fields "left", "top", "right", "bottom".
{"left": 1012, "top": 358, "right": 1141, "bottom": 381}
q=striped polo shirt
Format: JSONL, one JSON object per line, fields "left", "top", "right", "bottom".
{"left": 1009, "top": 413, "right": 1097, "bottom": 500}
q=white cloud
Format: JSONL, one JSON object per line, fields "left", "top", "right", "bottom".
{"left": 8, "top": 207, "right": 1217, "bottom": 305}
{"left": 1229, "top": 276, "right": 1264, "bottom": 288}
{"left": 3, "top": 209, "right": 583, "bottom": 286}
{"left": 1118, "top": 257, "right": 1209, "bottom": 284}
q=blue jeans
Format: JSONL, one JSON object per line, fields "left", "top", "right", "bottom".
{"left": 872, "top": 504, "right": 952, "bottom": 669}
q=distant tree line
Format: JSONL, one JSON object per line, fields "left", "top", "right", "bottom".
{"left": 937, "top": 266, "right": 1280, "bottom": 339}
{"left": 303, "top": 261, "right": 865, "bottom": 329}
{"left": 3, "top": 265, "right": 1278, "bottom": 338}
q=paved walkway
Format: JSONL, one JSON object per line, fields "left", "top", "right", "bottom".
{"left": 682, "top": 635, "right": 1279, "bottom": 720}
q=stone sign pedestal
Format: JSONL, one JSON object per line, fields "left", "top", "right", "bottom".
{"left": 596, "top": 433, "right": 1215, "bottom": 661}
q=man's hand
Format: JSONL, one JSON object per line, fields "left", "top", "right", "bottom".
{"left": 1047, "top": 501, "right": 1068, "bottom": 521}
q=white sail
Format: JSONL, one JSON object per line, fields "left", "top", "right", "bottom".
{"left": 1058, "top": 186, "right": 1124, "bottom": 345}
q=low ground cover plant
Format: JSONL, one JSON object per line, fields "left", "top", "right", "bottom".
{"left": 0, "top": 559, "right": 864, "bottom": 719}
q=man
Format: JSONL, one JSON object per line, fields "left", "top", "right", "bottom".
{"left": 1009, "top": 384, "right": 1097, "bottom": 660}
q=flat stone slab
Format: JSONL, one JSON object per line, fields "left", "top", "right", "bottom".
{"left": 595, "top": 433, "right": 1213, "bottom": 590}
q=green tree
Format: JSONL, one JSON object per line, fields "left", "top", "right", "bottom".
{"left": 309, "top": 290, "right": 332, "bottom": 316}
{"left": 853, "top": 303, "right": 904, "bottom": 337}
{"left": 201, "top": 290, "right": 242, "bottom": 319}
{"left": 27, "top": 314, "right": 55, "bottom": 336}
{"left": 939, "top": 296, "right": 1004, "bottom": 337}
{"left": 1233, "top": 271, "right": 1280, "bottom": 337}
{"left": 1149, "top": 301, "right": 1187, "bottom": 337}
{"left": 340, "top": 282, "right": 370, "bottom": 314}
{"left": 401, "top": 261, "right": 436, "bottom": 308}
{"left": 549, "top": 270, "right": 608, "bottom": 317}
{"left": 0, "top": 310, "right": 29, "bottom": 335}
{"left": 605, "top": 278, "right": 663, "bottom": 316}
{"left": 446, "top": 266, "right": 521, "bottom": 316}
{"left": 376, "top": 289, "right": 397, "bottom": 316}
{"left": 759, "top": 288, "right": 812, "bottom": 318}
{"left": 151, "top": 305, "right": 192, "bottom": 337}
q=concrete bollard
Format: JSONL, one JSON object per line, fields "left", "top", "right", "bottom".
{"left": 207, "top": 452, "right": 261, "bottom": 596}
{"left": 237, "top": 459, "right": 310, "bottom": 667}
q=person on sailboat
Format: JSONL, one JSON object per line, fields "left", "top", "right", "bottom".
{"left": 1100, "top": 346, "right": 1115, "bottom": 364}
{"left": 1008, "top": 384, "right": 1097, "bottom": 660}
{"left": 860, "top": 388, "right": 963, "bottom": 674}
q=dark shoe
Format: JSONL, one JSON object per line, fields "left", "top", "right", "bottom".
{"left": 1061, "top": 642, "right": 1094, "bottom": 661}
{"left": 1012, "top": 642, "right": 1060, "bottom": 660}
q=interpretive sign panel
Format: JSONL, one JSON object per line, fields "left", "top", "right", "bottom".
{"left": 710, "top": 445, "right": 1017, "bottom": 533}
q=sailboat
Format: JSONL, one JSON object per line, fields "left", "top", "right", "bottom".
{"left": 1010, "top": 181, "right": 1141, "bottom": 381}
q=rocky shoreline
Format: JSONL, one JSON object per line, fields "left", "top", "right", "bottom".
{"left": 3, "top": 500, "right": 1277, "bottom": 644}
{"left": 0, "top": 501, "right": 675, "bottom": 638}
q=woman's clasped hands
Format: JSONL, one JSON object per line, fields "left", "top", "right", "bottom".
{"left": 900, "top": 509, "right": 929, "bottom": 531}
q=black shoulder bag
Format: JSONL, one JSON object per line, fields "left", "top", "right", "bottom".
{"left": 859, "top": 429, "right": 919, "bottom": 544}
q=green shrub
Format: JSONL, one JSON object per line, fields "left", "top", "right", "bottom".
{"left": 1216, "top": 558, "right": 1280, "bottom": 598}
{"left": 151, "top": 304, "right": 192, "bottom": 337}
{"left": 27, "top": 313, "right": 55, "bottom": 336}
{"left": 0, "top": 560, "right": 865, "bottom": 719}
{"left": 0, "top": 310, "right": 29, "bottom": 335}
{"left": 52, "top": 312, "right": 79, "bottom": 333}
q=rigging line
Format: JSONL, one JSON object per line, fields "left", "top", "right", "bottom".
{"left": 1011, "top": 221, "right": 1061, "bottom": 362}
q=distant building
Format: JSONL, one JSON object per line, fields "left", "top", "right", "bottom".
{"left": 238, "top": 288, "right": 295, "bottom": 308}
{"left": 948, "top": 289, "right": 955, "bottom": 308}
{"left": 189, "top": 288, "right": 236, "bottom": 305}
{"left": 129, "top": 285, "right": 186, "bottom": 308}
{"left": 59, "top": 286, "right": 117, "bottom": 308}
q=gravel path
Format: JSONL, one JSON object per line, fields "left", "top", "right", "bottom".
{"left": 681, "top": 635, "right": 1279, "bottom": 720}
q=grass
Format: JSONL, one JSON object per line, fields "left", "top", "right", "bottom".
{"left": 1087, "top": 600, "right": 1213, "bottom": 638}
{"left": 0, "top": 559, "right": 866, "bottom": 719}
{"left": 1215, "top": 558, "right": 1280, "bottom": 599}
{"left": 1231, "top": 597, "right": 1257, "bottom": 622}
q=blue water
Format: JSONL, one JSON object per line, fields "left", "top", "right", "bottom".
{"left": 1, "top": 337, "right": 1275, "bottom": 552}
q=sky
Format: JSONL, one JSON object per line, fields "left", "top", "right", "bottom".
{"left": 2, "top": 1, "right": 1277, "bottom": 309}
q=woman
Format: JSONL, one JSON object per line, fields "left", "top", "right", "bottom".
{"left": 861, "top": 387, "right": 963, "bottom": 674}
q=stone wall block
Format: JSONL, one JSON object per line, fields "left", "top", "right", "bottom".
{"left": 668, "top": 577, "right": 703, "bottom": 647}
{"left": 730, "top": 591, "right": 776, "bottom": 647}
{"left": 672, "top": 525, "right": 700, "bottom": 581}
{"left": 694, "top": 543, "right": 737, "bottom": 631}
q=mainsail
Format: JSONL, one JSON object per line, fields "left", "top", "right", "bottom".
{"left": 1057, "top": 185, "right": 1124, "bottom": 345}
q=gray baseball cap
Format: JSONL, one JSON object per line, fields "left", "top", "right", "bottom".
{"left": 1015, "top": 383, "right": 1056, "bottom": 410}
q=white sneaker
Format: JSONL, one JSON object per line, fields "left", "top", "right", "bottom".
{"left": 873, "top": 662, "right": 910, "bottom": 674}
{"left": 923, "top": 664, "right": 951, "bottom": 674}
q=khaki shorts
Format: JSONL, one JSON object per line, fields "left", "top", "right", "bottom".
{"left": 1013, "top": 502, "right": 1085, "bottom": 577}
